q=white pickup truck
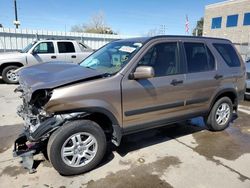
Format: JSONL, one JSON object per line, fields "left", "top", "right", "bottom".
{"left": 0, "top": 39, "right": 93, "bottom": 83}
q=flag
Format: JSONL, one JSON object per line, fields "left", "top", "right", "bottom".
{"left": 185, "top": 15, "right": 189, "bottom": 34}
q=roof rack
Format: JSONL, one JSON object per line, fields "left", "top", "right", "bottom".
{"left": 43, "top": 38, "right": 80, "bottom": 41}
{"left": 150, "top": 35, "right": 231, "bottom": 42}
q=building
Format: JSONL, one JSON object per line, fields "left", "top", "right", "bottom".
{"left": 203, "top": 0, "right": 250, "bottom": 60}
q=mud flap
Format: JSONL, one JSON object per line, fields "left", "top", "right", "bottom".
{"left": 112, "top": 124, "right": 122, "bottom": 146}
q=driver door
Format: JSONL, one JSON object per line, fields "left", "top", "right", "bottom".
{"left": 122, "top": 41, "right": 188, "bottom": 133}
{"left": 27, "top": 42, "right": 57, "bottom": 65}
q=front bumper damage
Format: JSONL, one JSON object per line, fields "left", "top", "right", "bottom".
{"left": 13, "top": 101, "right": 86, "bottom": 173}
{"left": 13, "top": 133, "right": 45, "bottom": 174}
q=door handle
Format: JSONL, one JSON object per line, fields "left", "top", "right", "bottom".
{"left": 71, "top": 55, "right": 76, "bottom": 58}
{"left": 171, "top": 79, "right": 184, "bottom": 86}
{"left": 214, "top": 74, "right": 223, "bottom": 80}
{"left": 51, "top": 56, "right": 57, "bottom": 59}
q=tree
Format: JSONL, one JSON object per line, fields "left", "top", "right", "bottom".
{"left": 147, "top": 28, "right": 158, "bottom": 37}
{"left": 71, "top": 11, "right": 117, "bottom": 34}
{"left": 71, "top": 24, "right": 84, "bottom": 32}
{"left": 192, "top": 17, "right": 204, "bottom": 36}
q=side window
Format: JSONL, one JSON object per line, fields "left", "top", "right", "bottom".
{"left": 243, "top": 13, "right": 250, "bottom": 26}
{"left": 213, "top": 43, "right": 241, "bottom": 67}
{"left": 211, "top": 17, "right": 222, "bottom": 29}
{"left": 184, "top": 43, "right": 214, "bottom": 73}
{"left": 138, "top": 42, "right": 181, "bottom": 77}
{"left": 226, "top": 14, "right": 238, "bottom": 27}
{"left": 33, "top": 42, "right": 54, "bottom": 54}
{"left": 58, "top": 42, "right": 75, "bottom": 53}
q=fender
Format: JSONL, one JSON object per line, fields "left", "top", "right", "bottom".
{"left": 55, "top": 107, "right": 123, "bottom": 146}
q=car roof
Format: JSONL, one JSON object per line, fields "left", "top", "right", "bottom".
{"left": 116, "top": 35, "right": 231, "bottom": 44}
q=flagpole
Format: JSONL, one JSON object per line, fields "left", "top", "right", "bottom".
{"left": 185, "top": 14, "right": 190, "bottom": 35}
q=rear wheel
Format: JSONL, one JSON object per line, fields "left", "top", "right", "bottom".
{"left": 47, "top": 120, "right": 107, "bottom": 175}
{"left": 206, "top": 97, "right": 233, "bottom": 131}
{"left": 2, "top": 65, "right": 19, "bottom": 84}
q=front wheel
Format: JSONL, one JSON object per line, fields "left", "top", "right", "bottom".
{"left": 2, "top": 65, "right": 20, "bottom": 84}
{"left": 206, "top": 97, "right": 233, "bottom": 131}
{"left": 47, "top": 120, "right": 107, "bottom": 175}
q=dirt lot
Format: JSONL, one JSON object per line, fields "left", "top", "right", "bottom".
{"left": 0, "top": 81, "right": 250, "bottom": 188}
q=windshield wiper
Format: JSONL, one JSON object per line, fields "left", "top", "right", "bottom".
{"left": 102, "top": 73, "right": 112, "bottom": 77}
{"left": 84, "top": 66, "right": 95, "bottom": 70}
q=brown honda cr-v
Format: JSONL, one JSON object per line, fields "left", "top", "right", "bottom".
{"left": 13, "top": 36, "right": 246, "bottom": 175}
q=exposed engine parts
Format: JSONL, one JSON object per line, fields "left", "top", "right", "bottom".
{"left": 13, "top": 87, "right": 88, "bottom": 172}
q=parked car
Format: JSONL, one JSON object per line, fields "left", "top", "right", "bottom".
{"left": 0, "top": 39, "right": 93, "bottom": 84}
{"left": 14, "top": 36, "right": 245, "bottom": 175}
{"left": 245, "top": 62, "right": 250, "bottom": 100}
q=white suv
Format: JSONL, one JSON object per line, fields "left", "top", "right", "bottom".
{"left": 0, "top": 39, "right": 93, "bottom": 84}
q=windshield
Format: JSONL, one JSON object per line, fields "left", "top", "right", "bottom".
{"left": 80, "top": 41, "right": 143, "bottom": 75}
{"left": 21, "top": 41, "right": 37, "bottom": 53}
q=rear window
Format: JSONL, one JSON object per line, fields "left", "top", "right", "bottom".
{"left": 213, "top": 43, "right": 241, "bottom": 67}
{"left": 58, "top": 42, "right": 75, "bottom": 53}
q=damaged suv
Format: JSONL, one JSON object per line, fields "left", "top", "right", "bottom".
{"left": 14, "top": 36, "right": 246, "bottom": 175}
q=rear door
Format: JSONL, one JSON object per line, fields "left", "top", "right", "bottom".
{"left": 57, "top": 42, "right": 78, "bottom": 63}
{"left": 121, "top": 40, "right": 188, "bottom": 133}
{"left": 182, "top": 40, "right": 219, "bottom": 114}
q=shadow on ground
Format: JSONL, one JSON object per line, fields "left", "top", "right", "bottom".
{"left": 116, "top": 120, "right": 205, "bottom": 157}
{"left": 0, "top": 78, "right": 5, "bottom": 84}
{"left": 0, "top": 124, "right": 23, "bottom": 153}
{"left": 114, "top": 113, "right": 250, "bottom": 162}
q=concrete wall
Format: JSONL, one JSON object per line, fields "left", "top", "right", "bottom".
{"left": 203, "top": 0, "right": 250, "bottom": 60}
{"left": 0, "top": 28, "right": 137, "bottom": 52}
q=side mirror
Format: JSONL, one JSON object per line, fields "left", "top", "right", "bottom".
{"left": 31, "top": 50, "right": 37, "bottom": 55}
{"left": 130, "top": 66, "right": 155, "bottom": 80}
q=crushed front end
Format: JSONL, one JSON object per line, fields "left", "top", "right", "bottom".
{"left": 13, "top": 84, "right": 84, "bottom": 173}
{"left": 13, "top": 84, "right": 55, "bottom": 173}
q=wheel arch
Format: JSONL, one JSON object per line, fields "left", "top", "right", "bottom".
{"left": 0, "top": 62, "right": 24, "bottom": 75}
{"left": 210, "top": 88, "right": 238, "bottom": 113}
{"left": 56, "top": 107, "right": 122, "bottom": 146}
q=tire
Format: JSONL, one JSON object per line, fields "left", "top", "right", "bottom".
{"left": 47, "top": 120, "right": 107, "bottom": 176}
{"left": 206, "top": 97, "right": 233, "bottom": 131}
{"left": 2, "top": 65, "right": 19, "bottom": 84}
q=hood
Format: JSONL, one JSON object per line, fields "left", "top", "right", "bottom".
{"left": 0, "top": 51, "right": 25, "bottom": 61}
{"left": 18, "top": 62, "right": 103, "bottom": 92}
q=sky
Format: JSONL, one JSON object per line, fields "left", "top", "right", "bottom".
{"left": 0, "top": 0, "right": 225, "bottom": 36}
